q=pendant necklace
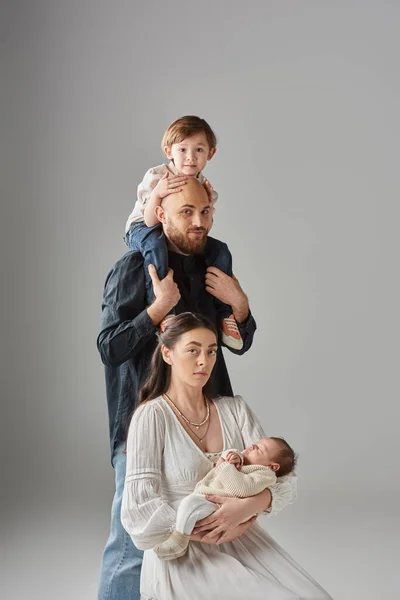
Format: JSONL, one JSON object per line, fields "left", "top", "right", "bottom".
{"left": 163, "top": 392, "right": 210, "bottom": 429}
{"left": 163, "top": 393, "right": 211, "bottom": 444}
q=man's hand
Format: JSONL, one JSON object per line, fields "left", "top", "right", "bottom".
{"left": 205, "top": 268, "right": 249, "bottom": 323}
{"left": 153, "top": 171, "right": 187, "bottom": 200}
{"left": 146, "top": 265, "right": 181, "bottom": 325}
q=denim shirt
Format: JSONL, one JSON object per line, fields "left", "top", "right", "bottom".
{"left": 97, "top": 248, "right": 257, "bottom": 459}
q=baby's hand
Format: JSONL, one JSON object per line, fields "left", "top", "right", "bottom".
{"left": 224, "top": 451, "right": 242, "bottom": 470}
{"left": 154, "top": 171, "right": 187, "bottom": 200}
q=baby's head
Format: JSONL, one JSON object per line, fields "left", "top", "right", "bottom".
{"left": 161, "top": 116, "right": 217, "bottom": 177}
{"left": 242, "top": 437, "right": 297, "bottom": 477}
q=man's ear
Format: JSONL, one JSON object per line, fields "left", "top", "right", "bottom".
{"left": 161, "top": 344, "right": 172, "bottom": 365}
{"left": 154, "top": 205, "right": 166, "bottom": 224}
{"left": 164, "top": 145, "right": 173, "bottom": 160}
{"left": 208, "top": 147, "right": 216, "bottom": 160}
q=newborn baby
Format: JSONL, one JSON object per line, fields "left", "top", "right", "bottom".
{"left": 154, "top": 437, "right": 296, "bottom": 560}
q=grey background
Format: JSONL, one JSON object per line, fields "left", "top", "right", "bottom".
{"left": 2, "top": 1, "right": 399, "bottom": 598}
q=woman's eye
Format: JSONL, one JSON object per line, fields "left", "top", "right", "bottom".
{"left": 209, "top": 350, "right": 217, "bottom": 356}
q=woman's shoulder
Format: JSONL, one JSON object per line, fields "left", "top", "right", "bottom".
{"left": 215, "top": 394, "right": 246, "bottom": 405}
{"left": 214, "top": 394, "right": 249, "bottom": 416}
{"left": 132, "top": 397, "right": 167, "bottom": 422}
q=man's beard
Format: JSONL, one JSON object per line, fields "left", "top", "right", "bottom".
{"left": 165, "top": 221, "right": 208, "bottom": 255}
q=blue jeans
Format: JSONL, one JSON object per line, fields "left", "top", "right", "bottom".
{"left": 98, "top": 445, "right": 143, "bottom": 600}
{"left": 125, "top": 223, "right": 233, "bottom": 318}
{"left": 125, "top": 223, "right": 169, "bottom": 305}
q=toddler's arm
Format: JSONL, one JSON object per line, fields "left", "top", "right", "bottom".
{"left": 143, "top": 171, "right": 187, "bottom": 227}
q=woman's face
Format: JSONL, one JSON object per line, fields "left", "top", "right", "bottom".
{"left": 163, "top": 327, "right": 218, "bottom": 389}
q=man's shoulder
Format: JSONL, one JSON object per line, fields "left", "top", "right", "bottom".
{"left": 111, "top": 249, "right": 144, "bottom": 269}
{"left": 104, "top": 250, "right": 145, "bottom": 284}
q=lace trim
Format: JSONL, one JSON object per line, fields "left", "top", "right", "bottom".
{"left": 205, "top": 451, "right": 223, "bottom": 461}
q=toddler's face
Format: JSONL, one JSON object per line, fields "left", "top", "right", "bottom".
{"left": 164, "top": 132, "right": 215, "bottom": 177}
{"left": 242, "top": 438, "right": 281, "bottom": 469}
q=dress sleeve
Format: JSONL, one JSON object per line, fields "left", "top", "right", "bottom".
{"left": 121, "top": 402, "right": 177, "bottom": 550}
{"left": 231, "top": 395, "right": 298, "bottom": 516}
{"left": 266, "top": 475, "right": 298, "bottom": 517}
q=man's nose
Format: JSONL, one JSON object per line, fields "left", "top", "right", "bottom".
{"left": 191, "top": 213, "right": 202, "bottom": 227}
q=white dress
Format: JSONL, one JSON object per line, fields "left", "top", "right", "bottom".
{"left": 121, "top": 395, "right": 332, "bottom": 600}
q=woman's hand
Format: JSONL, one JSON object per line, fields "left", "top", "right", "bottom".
{"left": 191, "top": 491, "right": 271, "bottom": 544}
{"left": 190, "top": 516, "right": 257, "bottom": 545}
{"left": 192, "top": 490, "right": 272, "bottom": 541}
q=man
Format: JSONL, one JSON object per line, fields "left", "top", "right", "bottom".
{"left": 97, "top": 178, "right": 257, "bottom": 600}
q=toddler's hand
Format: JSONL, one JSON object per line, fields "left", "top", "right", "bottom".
{"left": 203, "top": 178, "right": 215, "bottom": 203}
{"left": 154, "top": 171, "right": 187, "bottom": 200}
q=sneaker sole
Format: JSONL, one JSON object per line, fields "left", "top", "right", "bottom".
{"left": 221, "top": 332, "right": 244, "bottom": 350}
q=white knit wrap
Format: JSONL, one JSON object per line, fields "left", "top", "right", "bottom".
{"left": 194, "top": 462, "right": 277, "bottom": 498}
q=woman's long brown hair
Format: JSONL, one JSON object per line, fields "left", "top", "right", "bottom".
{"left": 137, "top": 312, "right": 218, "bottom": 407}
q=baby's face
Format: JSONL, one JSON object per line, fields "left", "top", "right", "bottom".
{"left": 242, "top": 438, "right": 280, "bottom": 469}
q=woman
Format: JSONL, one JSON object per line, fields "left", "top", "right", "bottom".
{"left": 121, "top": 313, "right": 332, "bottom": 600}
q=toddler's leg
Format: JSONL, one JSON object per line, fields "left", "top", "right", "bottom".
{"left": 125, "top": 223, "right": 171, "bottom": 309}
{"left": 204, "top": 236, "right": 243, "bottom": 350}
{"left": 153, "top": 494, "right": 216, "bottom": 561}
{"left": 204, "top": 236, "right": 233, "bottom": 279}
